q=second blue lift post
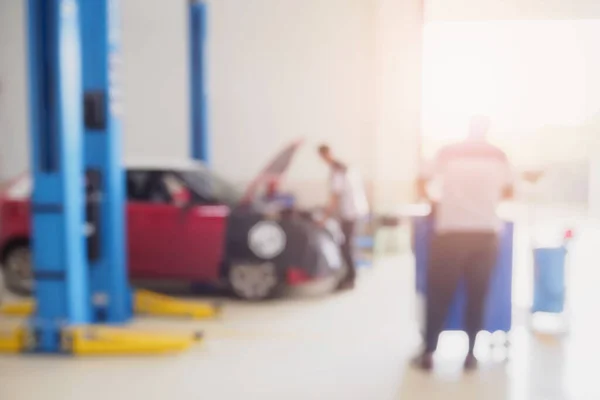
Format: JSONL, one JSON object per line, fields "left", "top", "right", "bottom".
{"left": 80, "top": 0, "right": 131, "bottom": 324}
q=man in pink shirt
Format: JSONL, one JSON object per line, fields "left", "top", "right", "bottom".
{"left": 414, "top": 116, "right": 515, "bottom": 371}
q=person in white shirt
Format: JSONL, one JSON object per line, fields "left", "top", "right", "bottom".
{"left": 318, "top": 144, "right": 369, "bottom": 290}
{"left": 413, "top": 116, "right": 515, "bottom": 371}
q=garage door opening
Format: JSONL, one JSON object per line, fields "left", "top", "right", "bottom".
{"left": 421, "top": 20, "right": 600, "bottom": 205}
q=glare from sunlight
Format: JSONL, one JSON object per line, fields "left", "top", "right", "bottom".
{"left": 421, "top": 20, "right": 600, "bottom": 165}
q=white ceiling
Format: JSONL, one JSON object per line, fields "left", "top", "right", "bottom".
{"left": 426, "top": 0, "right": 600, "bottom": 21}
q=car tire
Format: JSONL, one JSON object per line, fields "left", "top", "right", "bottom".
{"left": 227, "top": 261, "right": 282, "bottom": 301}
{"left": 2, "top": 244, "right": 33, "bottom": 296}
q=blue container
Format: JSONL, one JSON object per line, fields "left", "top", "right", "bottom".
{"left": 263, "top": 193, "right": 295, "bottom": 209}
{"left": 532, "top": 247, "right": 566, "bottom": 314}
{"left": 272, "top": 193, "right": 295, "bottom": 208}
{"left": 413, "top": 216, "right": 513, "bottom": 333}
{"left": 355, "top": 236, "right": 374, "bottom": 250}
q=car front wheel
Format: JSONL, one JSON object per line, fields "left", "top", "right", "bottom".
{"left": 3, "top": 244, "right": 33, "bottom": 296}
{"left": 227, "top": 261, "right": 282, "bottom": 301}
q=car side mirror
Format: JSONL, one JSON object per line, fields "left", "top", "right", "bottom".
{"left": 172, "top": 188, "right": 193, "bottom": 211}
{"left": 177, "top": 199, "right": 195, "bottom": 212}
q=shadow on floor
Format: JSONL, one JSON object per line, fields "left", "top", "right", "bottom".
{"left": 396, "top": 360, "right": 510, "bottom": 400}
{"left": 131, "top": 280, "right": 228, "bottom": 298}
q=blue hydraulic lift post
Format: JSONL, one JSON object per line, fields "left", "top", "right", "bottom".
{"left": 189, "top": 0, "right": 209, "bottom": 165}
{"left": 80, "top": 0, "right": 131, "bottom": 324}
{"left": 26, "top": 0, "right": 90, "bottom": 352}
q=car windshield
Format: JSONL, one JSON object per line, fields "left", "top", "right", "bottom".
{"left": 178, "top": 164, "right": 244, "bottom": 207}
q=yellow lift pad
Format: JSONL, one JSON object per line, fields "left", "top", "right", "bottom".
{"left": 1, "top": 290, "right": 221, "bottom": 320}
{"left": 62, "top": 326, "right": 200, "bottom": 355}
{"left": 134, "top": 289, "right": 222, "bottom": 319}
{"left": 0, "top": 326, "right": 26, "bottom": 353}
{"left": 0, "top": 325, "right": 200, "bottom": 355}
{"left": 0, "top": 300, "right": 35, "bottom": 317}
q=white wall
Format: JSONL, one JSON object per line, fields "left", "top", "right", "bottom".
{"left": 0, "top": 0, "right": 29, "bottom": 181}
{"left": 373, "top": 0, "right": 423, "bottom": 211}
{"left": 121, "top": 0, "right": 190, "bottom": 161}
{"left": 207, "top": 0, "right": 423, "bottom": 210}
{"left": 206, "top": 0, "right": 377, "bottom": 207}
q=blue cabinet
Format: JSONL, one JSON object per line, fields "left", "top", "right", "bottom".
{"left": 413, "top": 216, "right": 513, "bottom": 333}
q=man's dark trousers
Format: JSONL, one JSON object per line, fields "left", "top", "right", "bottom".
{"left": 424, "top": 231, "right": 499, "bottom": 353}
{"left": 340, "top": 220, "right": 357, "bottom": 283}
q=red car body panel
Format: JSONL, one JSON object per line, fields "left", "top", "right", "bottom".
{"left": 0, "top": 197, "right": 229, "bottom": 283}
{"left": 0, "top": 199, "right": 31, "bottom": 246}
{"left": 126, "top": 202, "right": 229, "bottom": 281}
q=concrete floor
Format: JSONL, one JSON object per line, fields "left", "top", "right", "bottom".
{"left": 1, "top": 211, "right": 599, "bottom": 400}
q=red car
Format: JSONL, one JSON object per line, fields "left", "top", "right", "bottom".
{"left": 0, "top": 142, "right": 347, "bottom": 300}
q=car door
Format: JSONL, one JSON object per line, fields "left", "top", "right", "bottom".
{"left": 126, "top": 170, "right": 187, "bottom": 279}
{"left": 181, "top": 203, "right": 229, "bottom": 282}
{"left": 163, "top": 170, "right": 230, "bottom": 282}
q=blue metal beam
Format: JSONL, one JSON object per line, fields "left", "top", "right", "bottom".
{"left": 189, "top": 0, "right": 209, "bottom": 164}
{"left": 27, "top": 0, "right": 90, "bottom": 352}
{"left": 80, "top": 0, "right": 131, "bottom": 324}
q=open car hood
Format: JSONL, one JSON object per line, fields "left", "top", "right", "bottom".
{"left": 241, "top": 139, "right": 303, "bottom": 203}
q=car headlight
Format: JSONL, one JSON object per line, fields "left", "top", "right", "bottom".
{"left": 248, "top": 221, "right": 287, "bottom": 259}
